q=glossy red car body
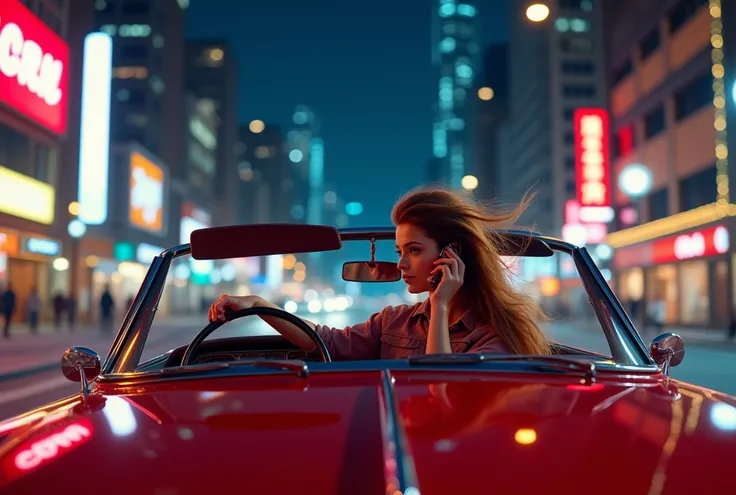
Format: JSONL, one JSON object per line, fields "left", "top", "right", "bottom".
{"left": 1, "top": 226, "right": 734, "bottom": 494}
{"left": 1, "top": 368, "right": 735, "bottom": 495}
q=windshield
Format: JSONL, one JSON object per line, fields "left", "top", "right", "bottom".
{"left": 100, "top": 238, "right": 639, "bottom": 372}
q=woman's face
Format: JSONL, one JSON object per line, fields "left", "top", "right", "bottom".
{"left": 395, "top": 223, "right": 441, "bottom": 293}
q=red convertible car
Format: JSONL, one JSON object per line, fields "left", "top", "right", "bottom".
{"left": 0, "top": 224, "right": 734, "bottom": 495}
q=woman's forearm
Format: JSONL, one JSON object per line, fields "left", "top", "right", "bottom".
{"left": 253, "top": 297, "right": 318, "bottom": 352}
{"left": 427, "top": 303, "right": 452, "bottom": 354}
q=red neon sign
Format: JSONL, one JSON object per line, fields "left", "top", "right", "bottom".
{"left": 1, "top": 417, "right": 93, "bottom": 485}
{"left": 575, "top": 108, "right": 611, "bottom": 209}
{"left": 0, "top": 0, "right": 69, "bottom": 135}
{"left": 652, "top": 225, "right": 730, "bottom": 264}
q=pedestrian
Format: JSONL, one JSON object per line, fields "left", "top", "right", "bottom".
{"left": 1, "top": 283, "right": 16, "bottom": 339}
{"left": 53, "top": 292, "right": 65, "bottom": 330}
{"left": 100, "top": 285, "right": 115, "bottom": 334}
{"left": 27, "top": 287, "right": 40, "bottom": 334}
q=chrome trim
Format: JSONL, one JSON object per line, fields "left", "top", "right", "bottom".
{"left": 61, "top": 346, "right": 101, "bottom": 403}
{"left": 102, "top": 244, "right": 190, "bottom": 374}
{"left": 378, "top": 370, "right": 420, "bottom": 494}
{"left": 572, "top": 247, "right": 655, "bottom": 367}
{"left": 650, "top": 333, "right": 685, "bottom": 382}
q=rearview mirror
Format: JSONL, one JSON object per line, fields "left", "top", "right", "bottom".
{"left": 342, "top": 261, "right": 401, "bottom": 282}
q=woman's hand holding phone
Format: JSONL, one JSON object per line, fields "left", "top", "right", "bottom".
{"left": 429, "top": 245, "right": 465, "bottom": 307}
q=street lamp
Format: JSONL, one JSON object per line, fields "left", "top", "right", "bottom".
{"left": 67, "top": 217, "right": 87, "bottom": 318}
{"left": 618, "top": 163, "right": 653, "bottom": 201}
{"left": 477, "top": 87, "right": 494, "bottom": 101}
{"left": 618, "top": 163, "right": 653, "bottom": 226}
{"left": 461, "top": 174, "right": 479, "bottom": 191}
{"left": 526, "top": 3, "right": 550, "bottom": 22}
{"left": 249, "top": 119, "right": 264, "bottom": 133}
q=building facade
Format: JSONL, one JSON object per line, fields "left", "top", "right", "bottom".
{"left": 0, "top": 0, "right": 75, "bottom": 322}
{"left": 605, "top": 0, "right": 732, "bottom": 328}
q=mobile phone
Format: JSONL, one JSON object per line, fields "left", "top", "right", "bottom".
{"left": 428, "top": 243, "right": 461, "bottom": 290}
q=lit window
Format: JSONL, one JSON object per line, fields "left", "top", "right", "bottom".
{"left": 555, "top": 18, "right": 570, "bottom": 31}
{"left": 440, "top": 37, "right": 456, "bottom": 53}
{"left": 150, "top": 76, "right": 165, "bottom": 94}
{"left": 255, "top": 146, "right": 270, "bottom": 159}
{"left": 238, "top": 162, "right": 254, "bottom": 181}
{"left": 100, "top": 24, "right": 117, "bottom": 36}
{"left": 570, "top": 18, "right": 589, "bottom": 32}
{"left": 449, "top": 118, "right": 465, "bottom": 130}
{"left": 113, "top": 66, "right": 148, "bottom": 79}
{"left": 118, "top": 24, "right": 151, "bottom": 37}
{"left": 457, "top": 4, "right": 476, "bottom": 16}
{"left": 455, "top": 63, "right": 473, "bottom": 80}
{"left": 209, "top": 48, "right": 224, "bottom": 62}
{"left": 439, "top": 3, "right": 455, "bottom": 17}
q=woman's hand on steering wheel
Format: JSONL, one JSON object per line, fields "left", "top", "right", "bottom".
{"left": 209, "top": 294, "right": 263, "bottom": 322}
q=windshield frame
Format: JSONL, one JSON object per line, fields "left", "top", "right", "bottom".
{"left": 100, "top": 228, "right": 657, "bottom": 375}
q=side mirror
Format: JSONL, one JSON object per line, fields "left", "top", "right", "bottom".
{"left": 61, "top": 346, "right": 101, "bottom": 400}
{"left": 342, "top": 261, "right": 401, "bottom": 282}
{"left": 649, "top": 333, "right": 685, "bottom": 377}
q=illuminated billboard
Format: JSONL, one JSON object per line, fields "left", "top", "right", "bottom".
{"left": 0, "top": 166, "right": 54, "bottom": 225}
{"left": 129, "top": 152, "right": 165, "bottom": 233}
{"left": 0, "top": 0, "right": 69, "bottom": 134}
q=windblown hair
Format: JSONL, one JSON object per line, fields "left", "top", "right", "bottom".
{"left": 391, "top": 186, "right": 551, "bottom": 355}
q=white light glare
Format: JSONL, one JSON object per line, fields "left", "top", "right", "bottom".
{"left": 78, "top": 33, "right": 113, "bottom": 225}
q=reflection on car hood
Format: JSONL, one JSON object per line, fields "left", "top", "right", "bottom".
{"left": 1, "top": 370, "right": 735, "bottom": 495}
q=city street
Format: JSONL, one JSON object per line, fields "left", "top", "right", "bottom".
{"left": 1, "top": 309, "right": 735, "bottom": 421}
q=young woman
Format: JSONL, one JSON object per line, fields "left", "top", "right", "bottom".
{"left": 208, "top": 187, "right": 551, "bottom": 360}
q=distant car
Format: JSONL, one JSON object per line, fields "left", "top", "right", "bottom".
{"left": 1, "top": 224, "right": 734, "bottom": 494}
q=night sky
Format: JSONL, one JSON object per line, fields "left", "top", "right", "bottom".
{"left": 186, "top": 0, "right": 509, "bottom": 227}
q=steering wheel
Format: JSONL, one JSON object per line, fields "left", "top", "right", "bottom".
{"left": 181, "top": 306, "right": 332, "bottom": 366}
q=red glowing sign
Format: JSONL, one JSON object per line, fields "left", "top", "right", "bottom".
{"left": 575, "top": 108, "right": 611, "bottom": 209}
{"left": 1, "top": 417, "right": 93, "bottom": 485}
{"left": 0, "top": 0, "right": 69, "bottom": 135}
{"left": 652, "top": 225, "right": 729, "bottom": 264}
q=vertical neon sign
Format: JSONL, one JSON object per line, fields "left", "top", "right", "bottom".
{"left": 77, "top": 32, "right": 113, "bottom": 225}
{"left": 575, "top": 108, "right": 612, "bottom": 222}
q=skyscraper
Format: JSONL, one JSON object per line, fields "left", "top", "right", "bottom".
{"left": 185, "top": 40, "right": 239, "bottom": 226}
{"left": 470, "top": 43, "right": 510, "bottom": 201}
{"left": 286, "top": 105, "right": 322, "bottom": 224}
{"left": 498, "top": 0, "right": 606, "bottom": 236}
{"left": 430, "top": 0, "right": 479, "bottom": 189}
{"left": 96, "top": 0, "right": 186, "bottom": 176}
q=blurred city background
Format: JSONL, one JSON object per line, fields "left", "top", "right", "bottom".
{"left": 1, "top": 0, "right": 735, "bottom": 418}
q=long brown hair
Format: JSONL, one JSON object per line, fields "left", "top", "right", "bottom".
{"left": 391, "top": 186, "right": 551, "bottom": 355}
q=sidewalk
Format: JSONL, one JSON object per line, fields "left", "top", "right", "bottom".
{"left": 551, "top": 318, "right": 736, "bottom": 350}
{"left": 0, "top": 316, "right": 201, "bottom": 381}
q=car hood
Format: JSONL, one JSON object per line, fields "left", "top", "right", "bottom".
{"left": 1, "top": 370, "right": 735, "bottom": 495}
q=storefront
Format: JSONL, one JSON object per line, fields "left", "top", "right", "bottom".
{"left": 613, "top": 223, "right": 731, "bottom": 328}
{"left": 0, "top": 226, "right": 65, "bottom": 322}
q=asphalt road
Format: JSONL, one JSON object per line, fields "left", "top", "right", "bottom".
{"left": 1, "top": 310, "right": 734, "bottom": 421}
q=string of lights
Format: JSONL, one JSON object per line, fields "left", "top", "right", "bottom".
{"left": 710, "top": 0, "right": 729, "bottom": 205}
